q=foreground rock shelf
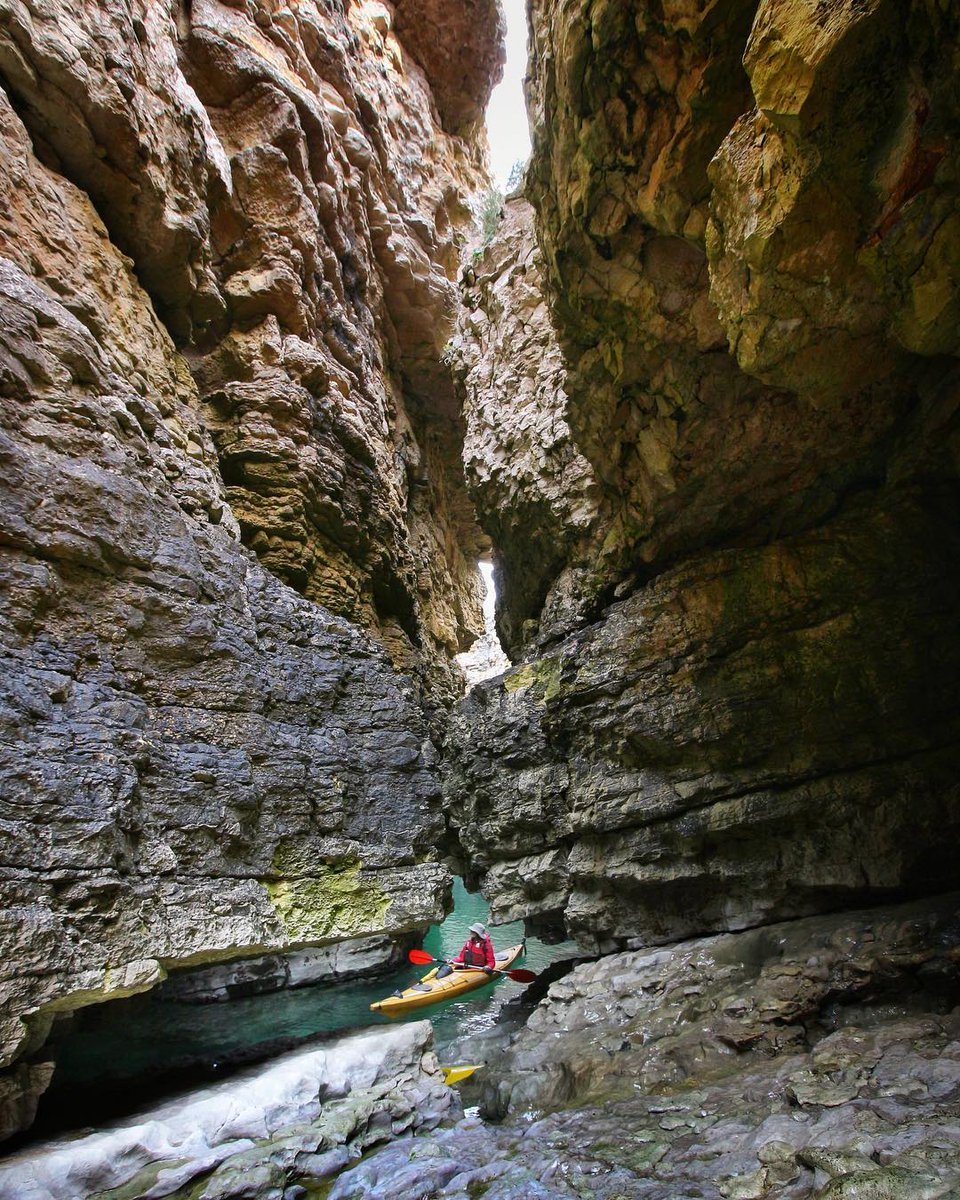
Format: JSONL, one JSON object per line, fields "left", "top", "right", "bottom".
{"left": 0, "top": 1022, "right": 454, "bottom": 1200}
{"left": 1, "top": 894, "right": 957, "bottom": 1199}
{"left": 332, "top": 894, "right": 960, "bottom": 1199}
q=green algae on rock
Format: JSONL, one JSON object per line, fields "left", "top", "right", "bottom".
{"left": 263, "top": 858, "right": 390, "bottom": 944}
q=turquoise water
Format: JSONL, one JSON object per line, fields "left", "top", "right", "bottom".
{"left": 50, "top": 880, "right": 576, "bottom": 1091}
{"left": 416, "top": 878, "right": 576, "bottom": 1051}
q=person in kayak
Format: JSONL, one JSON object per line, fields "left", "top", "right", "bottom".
{"left": 436, "top": 922, "right": 496, "bottom": 977}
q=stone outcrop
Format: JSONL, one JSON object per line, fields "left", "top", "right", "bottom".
{"left": 392, "top": 0, "right": 505, "bottom": 135}
{"left": 445, "top": 0, "right": 960, "bottom": 945}
{"left": 477, "top": 893, "right": 960, "bottom": 1119}
{"left": 0, "top": 0, "right": 498, "bottom": 709}
{"left": 313, "top": 896, "right": 960, "bottom": 1200}
{"left": 0, "top": 0, "right": 504, "bottom": 1143}
{"left": 0, "top": 1021, "right": 455, "bottom": 1200}
{"left": 517, "top": 0, "right": 960, "bottom": 592}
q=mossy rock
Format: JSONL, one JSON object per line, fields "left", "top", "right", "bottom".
{"left": 263, "top": 852, "right": 389, "bottom": 942}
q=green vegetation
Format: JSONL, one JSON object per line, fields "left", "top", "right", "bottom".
{"left": 476, "top": 185, "right": 504, "bottom": 246}
{"left": 502, "top": 656, "right": 562, "bottom": 702}
{"left": 505, "top": 158, "right": 526, "bottom": 193}
{"left": 263, "top": 850, "right": 389, "bottom": 942}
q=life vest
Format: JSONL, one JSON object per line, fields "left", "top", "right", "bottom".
{"left": 460, "top": 935, "right": 493, "bottom": 968}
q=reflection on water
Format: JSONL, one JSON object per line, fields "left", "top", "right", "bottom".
{"left": 50, "top": 879, "right": 576, "bottom": 1093}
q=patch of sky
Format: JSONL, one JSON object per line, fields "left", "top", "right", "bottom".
{"left": 485, "top": 0, "right": 531, "bottom": 190}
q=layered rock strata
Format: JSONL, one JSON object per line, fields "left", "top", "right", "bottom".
{"left": 0, "top": 0, "right": 504, "bottom": 1143}
{"left": 446, "top": 0, "right": 960, "bottom": 942}
{"left": 0, "top": 0, "right": 499, "bottom": 708}
{"left": 521, "top": 0, "right": 960, "bottom": 596}
{"left": 155, "top": 933, "right": 407, "bottom": 1004}
{"left": 443, "top": 471, "right": 960, "bottom": 945}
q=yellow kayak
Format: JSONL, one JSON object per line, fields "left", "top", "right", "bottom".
{"left": 370, "top": 943, "right": 526, "bottom": 1018}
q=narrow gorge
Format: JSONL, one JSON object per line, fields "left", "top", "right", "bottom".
{"left": 1, "top": 1, "right": 958, "bottom": 1198}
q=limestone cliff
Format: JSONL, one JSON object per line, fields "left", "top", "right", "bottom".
{"left": 0, "top": 0, "right": 502, "bottom": 1140}
{"left": 446, "top": 0, "right": 960, "bottom": 944}
{"left": 0, "top": 0, "right": 501, "bottom": 707}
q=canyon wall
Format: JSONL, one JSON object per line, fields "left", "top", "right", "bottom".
{"left": 445, "top": 0, "right": 960, "bottom": 947}
{"left": 0, "top": 0, "right": 502, "bottom": 1139}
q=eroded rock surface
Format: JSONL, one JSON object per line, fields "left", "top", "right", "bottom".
{"left": 444, "top": 0, "right": 960, "bottom": 944}
{"left": 0, "top": 0, "right": 494, "bottom": 707}
{"left": 155, "top": 933, "right": 407, "bottom": 1004}
{"left": 517, "top": 0, "right": 960, "bottom": 590}
{"left": 0, "top": 0, "right": 504, "bottom": 1143}
{"left": 444, "top": 477, "right": 960, "bottom": 945}
{"left": 0, "top": 1021, "right": 455, "bottom": 1200}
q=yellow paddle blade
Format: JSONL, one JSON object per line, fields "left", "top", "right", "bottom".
{"left": 441, "top": 1064, "right": 483, "bottom": 1085}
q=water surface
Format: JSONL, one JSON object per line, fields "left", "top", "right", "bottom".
{"left": 36, "top": 879, "right": 576, "bottom": 1134}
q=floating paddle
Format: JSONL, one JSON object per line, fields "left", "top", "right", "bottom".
{"left": 441, "top": 1064, "right": 483, "bottom": 1085}
{"left": 408, "top": 948, "right": 537, "bottom": 983}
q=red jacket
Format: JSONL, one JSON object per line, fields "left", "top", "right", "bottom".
{"left": 452, "top": 932, "right": 496, "bottom": 969}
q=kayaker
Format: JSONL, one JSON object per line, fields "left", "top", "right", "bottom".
{"left": 436, "top": 922, "right": 496, "bottom": 977}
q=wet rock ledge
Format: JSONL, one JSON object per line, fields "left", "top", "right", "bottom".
{"left": 0, "top": 1022, "right": 454, "bottom": 1200}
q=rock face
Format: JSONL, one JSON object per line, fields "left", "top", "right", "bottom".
{"left": 0, "top": 1021, "right": 455, "bottom": 1200}
{"left": 445, "top": 0, "right": 960, "bottom": 944}
{"left": 0, "top": 0, "right": 503, "bottom": 1143}
{"left": 0, "top": 0, "right": 497, "bottom": 708}
{"left": 314, "top": 896, "right": 960, "bottom": 1200}
{"left": 443, "top": 481, "right": 960, "bottom": 946}
{"left": 478, "top": 894, "right": 960, "bottom": 1120}
{"left": 519, "top": 0, "right": 960, "bottom": 590}
{"left": 392, "top": 0, "right": 505, "bottom": 135}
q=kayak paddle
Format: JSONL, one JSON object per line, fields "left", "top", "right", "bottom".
{"left": 441, "top": 1063, "right": 483, "bottom": 1084}
{"left": 408, "top": 948, "right": 537, "bottom": 983}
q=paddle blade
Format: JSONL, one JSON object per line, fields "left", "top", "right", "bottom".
{"left": 506, "top": 968, "right": 537, "bottom": 982}
{"left": 408, "top": 948, "right": 436, "bottom": 965}
{"left": 441, "top": 1064, "right": 483, "bottom": 1085}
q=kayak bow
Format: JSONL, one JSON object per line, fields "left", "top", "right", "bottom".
{"left": 441, "top": 1064, "right": 483, "bottom": 1085}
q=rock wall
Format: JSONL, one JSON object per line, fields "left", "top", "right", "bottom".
{"left": 0, "top": 0, "right": 503, "bottom": 1142}
{"left": 454, "top": 198, "right": 602, "bottom": 655}
{"left": 0, "top": 0, "right": 500, "bottom": 708}
{"left": 445, "top": 0, "right": 960, "bottom": 942}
